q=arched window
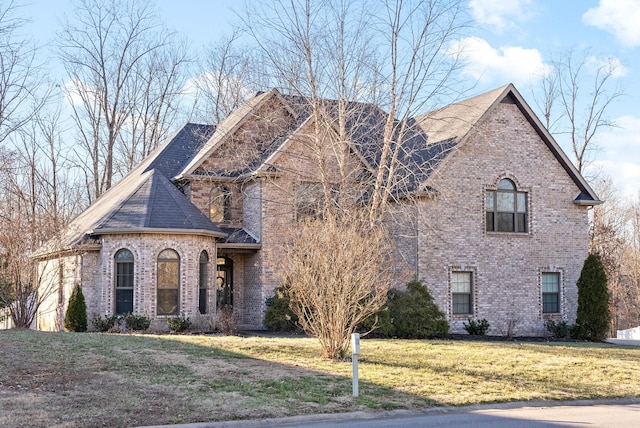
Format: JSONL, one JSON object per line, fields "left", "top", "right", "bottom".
{"left": 157, "top": 249, "right": 180, "bottom": 315}
{"left": 485, "top": 179, "right": 527, "bottom": 233}
{"left": 210, "top": 186, "right": 231, "bottom": 222}
{"left": 199, "top": 251, "right": 209, "bottom": 314}
{"left": 114, "top": 249, "right": 134, "bottom": 315}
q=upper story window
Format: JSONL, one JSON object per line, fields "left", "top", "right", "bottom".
{"left": 485, "top": 178, "right": 527, "bottom": 233}
{"left": 210, "top": 186, "right": 231, "bottom": 223}
{"left": 296, "top": 182, "right": 338, "bottom": 221}
{"left": 296, "top": 182, "right": 324, "bottom": 221}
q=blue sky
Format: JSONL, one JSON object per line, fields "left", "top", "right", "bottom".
{"left": 23, "top": 0, "right": 640, "bottom": 197}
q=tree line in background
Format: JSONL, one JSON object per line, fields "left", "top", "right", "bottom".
{"left": 0, "top": 0, "right": 635, "bottom": 348}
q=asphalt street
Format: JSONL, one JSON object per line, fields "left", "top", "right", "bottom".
{"left": 139, "top": 398, "right": 640, "bottom": 428}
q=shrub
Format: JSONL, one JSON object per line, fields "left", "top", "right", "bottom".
{"left": 167, "top": 314, "right": 192, "bottom": 333}
{"left": 358, "top": 306, "right": 395, "bottom": 337}
{"left": 545, "top": 320, "right": 570, "bottom": 339}
{"left": 386, "top": 281, "right": 449, "bottom": 339}
{"left": 263, "top": 286, "right": 299, "bottom": 332}
{"left": 574, "top": 253, "right": 609, "bottom": 341}
{"left": 122, "top": 313, "right": 151, "bottom": 331}
{"left": 92, "top": 315, "right": 120, "bottom": 332}
{"left": 64, "top": 284, "right": 87, "bottom": 332}
{"left": 217, "top": 305, "right": 237, "bottom": 335}
{"left": 464, "top": 318, "right": 490, "bottom": 336}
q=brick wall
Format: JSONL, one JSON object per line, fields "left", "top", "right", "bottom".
{"left": 88, "top": 233, "right": 216, "bottom": 330}
{"left": 413, "top": 101, "right": 589, "bottom": 336}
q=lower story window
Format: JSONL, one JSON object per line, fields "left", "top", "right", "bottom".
{"left": 452, "top": 271, "right": 472, "bottom": 315}
{"left": 542, "top": 272, "right": 560, "bottom": 313}
{"left": 157, "top": 249, "right": 180, "bottom": 316}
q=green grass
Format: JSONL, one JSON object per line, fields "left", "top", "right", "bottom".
{"left": 1, "top": 329, "right": 639, "bottom": 427}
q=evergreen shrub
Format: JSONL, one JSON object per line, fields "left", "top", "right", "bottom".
{"left": 64, "top": 284, "right": 87, "bottom": 332}
{"left": 122, "top": 313, "right": 151, "bottom": 331}
{"left": 263, "top": 286, "right": 299, "bottom": 332}
{"left": 573, "top": 253, "right": 609, "bottom": 341}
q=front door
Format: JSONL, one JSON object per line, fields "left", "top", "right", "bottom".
{"left": 216, "top": 256, "right": 233, "bottom": 309}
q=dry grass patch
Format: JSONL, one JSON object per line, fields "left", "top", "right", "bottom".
{"left": 1, "top": 330, "right": 639, "bottom": 427}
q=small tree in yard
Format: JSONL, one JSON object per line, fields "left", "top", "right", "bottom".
{"left": 573, "top": 253, "right": 609, "bottom": 341}
{"left": 284, "top": 215, "right": 394, "bottom": 360}
{"left": 64, "top": 284, "right": 87, "bottom": 332}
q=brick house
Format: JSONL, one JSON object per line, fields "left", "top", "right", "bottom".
{"left": 33, "top": 84, "right": 601, "bottom": 335}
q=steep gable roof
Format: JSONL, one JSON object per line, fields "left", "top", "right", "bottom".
{"left": 416, "top": 84, "right": 509, "bottom": 144}
{"left": 177, "top": 89, "right": 297, "bottom": 178}
{"left": 417, "top": 84, "right": 601, "bottom": 204}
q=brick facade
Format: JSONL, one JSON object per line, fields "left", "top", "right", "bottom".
{"left": 411, "top": 101, "right": 589, "bottom": 335}
{"left": 35, "top": 87, "right": 595, "bottom": 336}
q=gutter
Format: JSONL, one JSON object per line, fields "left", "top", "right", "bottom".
{"left": 89, "top": 227, "right": 227, "bottom": 239}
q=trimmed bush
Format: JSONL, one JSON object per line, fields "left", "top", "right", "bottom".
{"left": 122, "top": 313, "right": 151, "bottom": 331}
{"left": 573, "top": 253, "right": 609, "bottom": 341}
{"left": 358, "top": 306, "right": 395, "bottom": 337}
{"left": 463, "top": 318, "right": 490, "bottom": 336}
{"left": 92, "top": 315, "right": 120, "bottom": 332}
{"left": 64, "top": 284, "right": 87, "bottom": 332}
{"left": 167, "top": 315, "right": 191, "bottom": 333}
{"left": 545, "top": 320, "right": 569, "bottom": 339}
{"left": 263, "top": 286, "right": 299, "bottom": 332}
{"left": 376, "top": 281, "right": 448, "bottom": 339}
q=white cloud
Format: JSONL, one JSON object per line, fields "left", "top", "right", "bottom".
{"left": 448, "top": 37, "right": 551, "bottom": 87}
{"left": 62, "top": 79, "right": 89, "bottom": 107}
{"left": 469, "top": 0, "right": 534, "bottom": 32}
{"left": 586, "top": 55, "right": 629, "bottom": 78}
{"left": 583, "top": 0, "right": 640, "bottom": 48}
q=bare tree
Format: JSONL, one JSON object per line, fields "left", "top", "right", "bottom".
{"left": 0, "top": 147, "right": 61, "bottom": 328}
{"left": 537, "top": 48, "right": 624, "bottom": 174}
{"left": 285, "top": 215, "right": 393, "bottom": 359}
{"left": 189, "top": 30, "right": 264, "bottom": 124}
{"left": 240, "top": 0, "right": 468, "bottom": 357}
{"left": 58, "top": 0, "right": 188, "bottom": 201}
{"left": 0, "top": 0, "right": 47, "bottom": 146}
{"left": 115, "top": 41, "right": 190, "bottom": 174}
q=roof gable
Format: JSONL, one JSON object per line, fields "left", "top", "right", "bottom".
{"left": 177, "top": 89, "right": 298, "bottom": 178}
{"left": 418, "top": 84, "right": 601, "bottom": 204}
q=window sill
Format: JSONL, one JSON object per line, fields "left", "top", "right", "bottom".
{"left": 451, "top": 314, "right": 474, "bottom": 320}
{"left": 485, "top": 231, "right": 530, "bottom": 237}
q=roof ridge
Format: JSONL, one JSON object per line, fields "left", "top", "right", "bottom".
{"left": 94, "top": 170, "right": 155, "bottom": 230}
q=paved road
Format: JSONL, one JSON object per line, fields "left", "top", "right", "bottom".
{"left": 141, "top": 399, "right": 640, "bottom": 428}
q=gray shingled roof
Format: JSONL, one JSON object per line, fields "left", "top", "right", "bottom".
{"left": 94, "top": 169, "right": 222, "bottom": 233}
{"left": 35, "top": 83, "right": 601, "bottom": 259}
{"left": 35, "top": 123, "right": 224, "bottom": 257}
{"left": 416, "top": 84, "right": 509, "bottom": 144}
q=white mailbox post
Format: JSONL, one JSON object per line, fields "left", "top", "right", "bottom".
{"left": 351, "top": 333, "right": 360, "bottom": 397}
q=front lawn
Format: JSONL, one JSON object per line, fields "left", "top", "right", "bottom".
{"left": 0, "top": 329, "right": 638, "bottom": 427}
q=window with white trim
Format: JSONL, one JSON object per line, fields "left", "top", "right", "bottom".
{"left": 542, "top": 272, "right": 560, "bottom": 313}
{"left": 451, "top": 271, "right": 473, "bottom": 315}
